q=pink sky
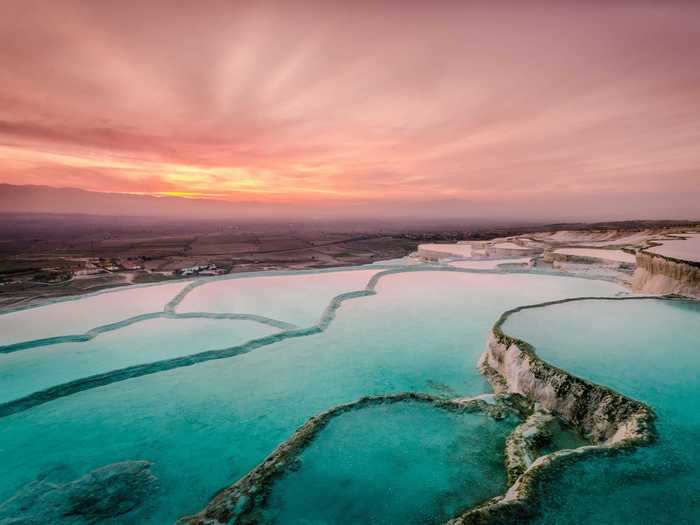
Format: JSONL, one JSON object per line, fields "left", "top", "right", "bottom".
{"left": 1, "top": 1, "right": 699, "bottom": 219}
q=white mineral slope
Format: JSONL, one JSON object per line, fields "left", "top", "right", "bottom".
{"left": 448, "top": 258, "right": 533, "bottom": 270}
{"left": 550, "top": 248, "right": 636, "bottom": 264}
{"left": 416, "top": 243, "right": 472, "bottom": 259}
{"left": 0, "top": 280, "right": 192, "bottom": 346}
{"left": 176, "top": 269, "right": 380, "bottom": 326}
{"left": 632, "top": 250, "right": 700, "bottom": 298}
{"left": 418, "top": 237, "right": 543, "bottom": 261}
{"left": 532, "top": 230, "right": 654, "bottom": 245}
{"left": 486, "top": 240, "right": 542, "bottom": 258}
{"left": 447, "top": 301, "right": 655, "bottom": 525}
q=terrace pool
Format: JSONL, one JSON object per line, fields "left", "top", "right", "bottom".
{"left": 258, "top": 401, "right": 516, "bottom": 525}
{"left": 502, "top": 298, "right": 700, "bottom": 524}
{"left": 0, "top": 267, "right": 626, "bottom": 523}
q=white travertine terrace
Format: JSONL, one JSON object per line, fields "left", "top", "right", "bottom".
{"left": 646, "top": 233, "right": 700, "bottom": 263}
{"left": 630, "top": 233, "right": 700, "bottom": 297}
{"left": 3, "top": 228, "right": 699, "bottom": 525}
{"left": 449, "top": 258, "right": 533, "bottom": 270}
{"left": 487, "top": 242, "right": 542, "bottom": 257}
{"left": 492, "top": 242, "right": 528, "bottom": 250}
{"left": 417, "top": 238, "right": 543, "bottom": 261}
{"left": 416, "top": 228, "right": 700, "bottom": 297}
{"left": 632, "top": 251, "right": 700, "bottom": 298}
{"left": 416, "top": 243, "right": 473, "bottom": 258}
{"left": 0, "top": 280, "right": 193, "bottom": 346}
{"left": 176, "top": 269, "right": 380, "bottom": 326}
{"left": 448, "top": 297, "right": 660, "bottom": 524}
{"left": 532, "top": 229, "right": 657, "bottom": 245}
{"left": 552, "top": 248, "right": 636, "bottom": 264}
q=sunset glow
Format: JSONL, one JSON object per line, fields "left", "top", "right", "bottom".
{"left": 1, "top": 1, "right": 700, "bottom": 218}
{"left": 2, "top": 5, "right": 700, "bottom": 522}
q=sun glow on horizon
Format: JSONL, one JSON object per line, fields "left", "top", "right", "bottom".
{"left": 1, "top": 1, "right": 700, "bottom": 218}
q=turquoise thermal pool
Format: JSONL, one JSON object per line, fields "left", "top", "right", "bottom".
{"left": 0, "top": 280, "right": 192, "bottom": 347}
{"left": 257, "top": 401, "right": 516, "bottom": 525}
{"left": 0, "top": 317, "right": 278, "bottom": 403}
{"left": 176, "top": 269, "right": 380, "bottom": 326}
{"left": 6, "top": 262, "right": 684, "bottom": 525}
{"left": 502, "top": 298, "right": 700, "bottom": 524}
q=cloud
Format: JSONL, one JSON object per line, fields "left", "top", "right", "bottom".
{"left": 0, "top": 1, "right": 699, "bottom": 219}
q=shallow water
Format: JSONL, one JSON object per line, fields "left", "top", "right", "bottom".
{"left": 0, "top": 280, "right": 191, "bottom": 346}
{"left": 0, "top": 317, "right": 277, "bottom": 403}
{"left": 647, "top": 233, "right": 700, "bottom": 262}
{"left": 0, "top": 269, "right": 623, "bottom": 523}
{"left": 503, "top": 298, "right": 700, "bottom": 524}
{"left": 176, "top": 269, "right": 379, "bottom": 326}
{"left": 260, "top": 402, "right": 516, "bottom": 525}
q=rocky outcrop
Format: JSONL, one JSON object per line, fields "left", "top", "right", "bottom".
{"left": 446, "top": 298, "right": 658, "bottom": 525}
{"left": 503, "top": 407, "right": 557, "bottom": 484}
{"left": 632, "top": 251, "right": 700, "bottom": 298}
{"left": 479, "top": 330, "right": 653, "bottom": 444}
{"left": 0, "top": 461, "right": 158, "bottom": 524}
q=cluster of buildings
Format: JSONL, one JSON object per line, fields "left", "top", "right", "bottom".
{"left": 178, "top": 264, "right": 227, "bottom": 277}
{"left": 72, "top": 259, "right": 228, "bottom": 279}
{"left": 74, "top": 259, "right": 143, "bottom": 277}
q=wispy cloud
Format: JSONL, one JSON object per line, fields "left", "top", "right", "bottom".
{"left": 0, "top": 1, "right": 699, "bottom": 218}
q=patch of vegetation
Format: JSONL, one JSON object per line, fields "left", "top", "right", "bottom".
{"left": 31, "top": 270, "right": 72, "bottom": 283}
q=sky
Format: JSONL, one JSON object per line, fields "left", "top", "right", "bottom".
{"left": 1, "top": 1, "right": 699, "bottom": 220}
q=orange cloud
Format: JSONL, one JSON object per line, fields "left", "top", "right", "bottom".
{"left": 0, "top": 1, "right": 699, "bottom": 219}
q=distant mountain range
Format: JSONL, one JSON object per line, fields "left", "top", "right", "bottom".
{"left": 0, "top": 184, "right": 305, "bottom": 219}
{"left": 0, "top": 183, "right": 503, "bottom": 222}
{"left": 1, "top": 183, "right": 698, "bottom": 223}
